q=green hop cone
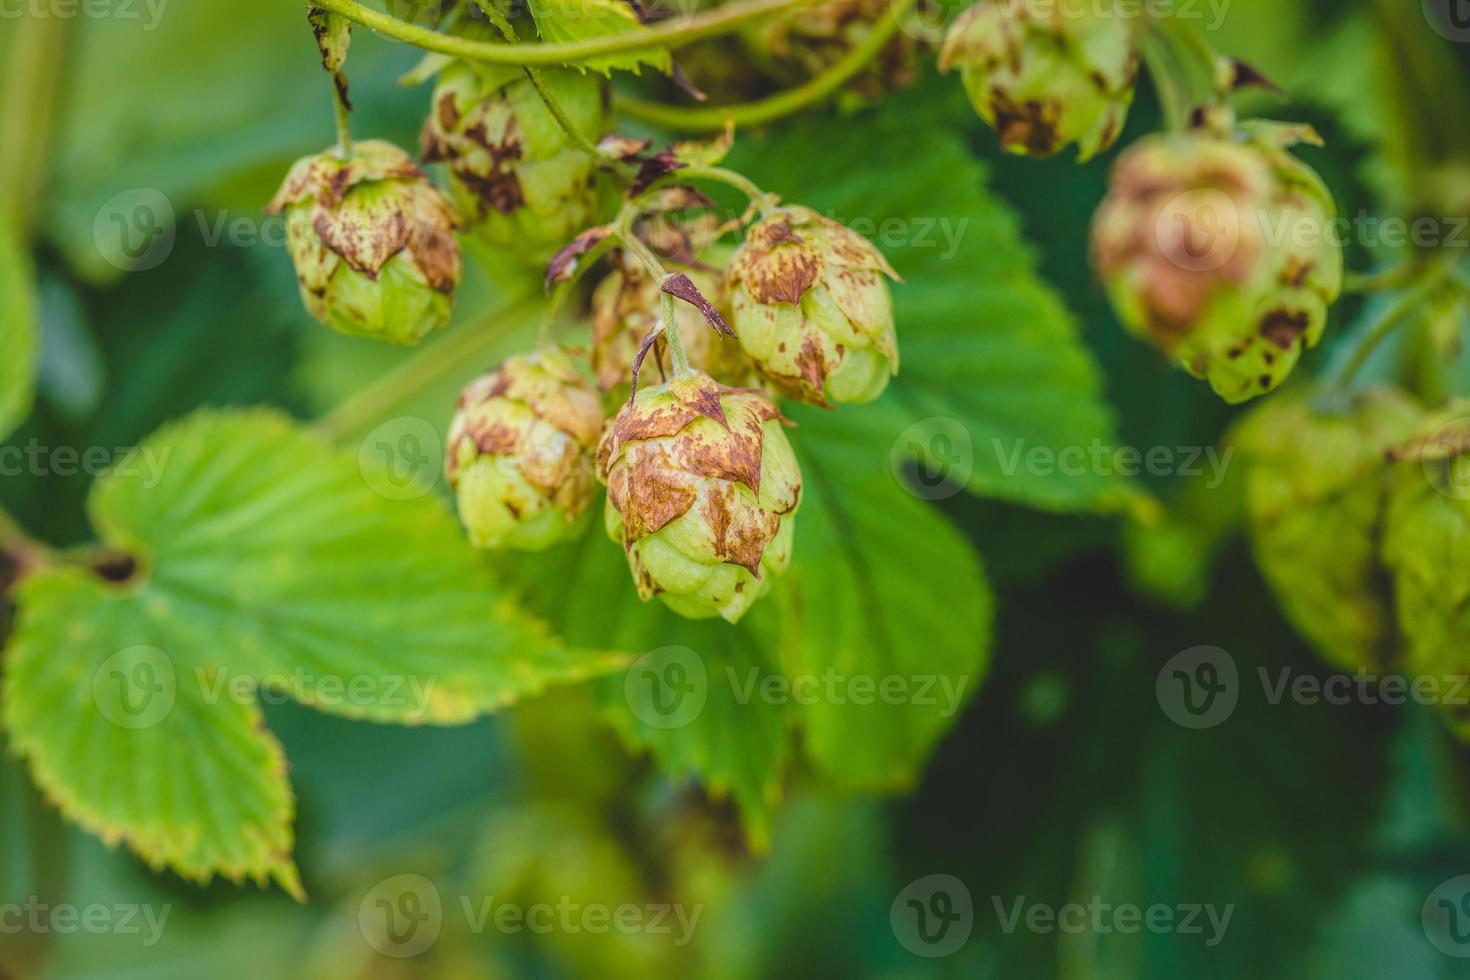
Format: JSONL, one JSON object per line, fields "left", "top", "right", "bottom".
{"left": 1232, "top": 388, "right": 1422, "bottom": 673}
{"left": 446, "top": 349, "right": 605, "bottom": 550}
{"left": 939, "top": 0, "right": 1138, "bottom": 161}
{"left": 726, "top": 205, "right": 900, "bottom": 406}
{"left": 597, "top": 373, "right": 802, "bottom": 623}
{"left": 267, "top": 139, "right": 462, "bottom": 344}
{"left": 1091, "top": 125, "right": 1343, "bottom": 403}
{"left": 1382, "top": 405, "right": 1470, "bottom": 733}
{"left": 421, "top": 61, "right": 608, "bottom": 263}
{"left": 591, "top": 246, "right": 751, "bottom": 397}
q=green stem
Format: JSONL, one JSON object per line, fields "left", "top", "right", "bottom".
{"left": 1330, "top": 257, "right": 1460, "bottom": 393}
{"left": 312, "top": 0, "right": 822, "bottom": 66}
{"left": 614, "top": 0, "right": 912, "bottom": 132}
{"left": 1135, "top": 22, "right": 1191, "bottom": 132}
{"left": 617, "top": 227, "right": 692, "bottom": 376}
{"left": 1344, "top": 258, "right": 1423, "bottom": 295}
{"left": 315, "top": 294, "right": 542, "bottom": 441}
{"left": 0, "top": 11, "right": 70, "bottom": 232}
{"left": 677, "top": 165, "right": 777, "bottom": 214}
{"left": 332, "top": 76, "right": 353, "bottom": 158}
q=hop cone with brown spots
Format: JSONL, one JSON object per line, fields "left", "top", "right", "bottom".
{"left": 597, "top": 374, "right": 802, "bottom": 623}
{"left": 1091, "top": 126, "right": 1342, "bottom": 403}
{"left": 591, "top": 246, "right": 751, "bottom": 398}
{"left": 421, "top": 61, "right": 608, "bottom": 263}
{"left": 1232, "top": 388, "right": 1422, "bottom": 673}
{"left": 266, "top": 139, "right": 462, "bottom": 345}
{"left": 939, "top": 0, "right": 1137, "bottom": 162}
{"left": 1382, "top": 404, "right": 1470, "bottom": 734}
{"left": 726, "top": 206, "right": 900, "bottom": 406}
{"left": 446, "top": 349, "right": 605, "bottom": 551}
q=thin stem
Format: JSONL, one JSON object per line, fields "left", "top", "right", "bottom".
{"left": 312, "top": 0, "right": 822, "bottom": 66}
{"left": 1135, "top": 22, "right": 1190, "bottom": 132}
{"left": 524, "top": 67, "right": 604, "bottom": 157}
{"left": 332, "top": 77, "right": 353, "bottom": 158}
{"left": 315, "top": 294, "right": 542, "bottom": 441}
{"left": 613, "top": 0, "right": 912, "bottom": 132}
{"left": 1330, "top": 257, "right": 1460, "bottom": 393}
{"left": 678, "top": 165, "right": 778, "bottom": 214}
{"left": 617, "top": 228, "right": 692, "bottom": 376}
{"left": 0, "top": 10, "right": 70, "bottom": 232}
{"left": 1344, "top": 258, "right": 1423, "bottom": 295}
{"left": 660, "top": 289, "right": 691, "bottom": 377}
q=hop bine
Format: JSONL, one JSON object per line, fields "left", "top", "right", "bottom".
{"left": 422, "top": 61, "right": 608, "bottom": 264}
{"left": 1091, "top": 121, "right": 1343, "bottom": 403}
{"left": 446, "top": 349, "right": 605, "bottom": 551}
{"left": 267, "top": 139, "right": 462, "bottom": 344}
{"left": 598, "top": 373, "right": 802, "bottom": 623}
{"left": 726, "top": 205, "right": 900, "bottom": 406}
{"left": 940, "top": 0, "right": 1138, "bottom": 161}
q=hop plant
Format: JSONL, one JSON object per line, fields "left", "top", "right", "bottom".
{"left": 1383, "top": 406, "right": 1470, "bottom": 729}
{"left": 745, "top": 0, "right": 918, "bottom": 106}
{"left": 939, "top": 0, "right": 1138, "bottom": 161}
{"left": 1232, "top": 388, "right": 1422, "bottom": 672}
{"left": 421, "top": 61, "right": 608, "bottom": 262}
{"left": 1091, "top": 124, "right": 1343, "bottom": 403}
{"left": 591, "top": 247, "right": 750, "bottom": 396}
{"left": 266, "top": 139, "right": 462, "bottom": 344}
{"left": 597, "top": 373, "right": 802, "bottom": 623}
{"left": 446, "top": 349, "right": 605, "bottom": 551}
{"left": 726, "top": 205, "right": 900, "bottom": 405}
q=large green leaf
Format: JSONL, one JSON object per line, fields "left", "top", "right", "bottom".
{"left": 525, "top": 0, "right": 671, "bottom": 76}
{"left": 0, "top": 209, "right": 37, "bottom": 441}
{"left": 726, "top": 91, "right": 1139, "bottom": 515}
{"left": 2, "top": 409, "right": 623, "bottom": 892}
{"left": 779, "top": 400, "right": 991, "bottom": 789}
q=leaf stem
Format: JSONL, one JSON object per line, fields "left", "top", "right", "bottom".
{"left": 1329, "top": 256, "right": 1462, "bottom": 394}
{"left": 311, "top": 0, "right": 823, "bottom": 66}
{"left": 616, "top": 225, "right": 692, "bottom": 376}
{"left": 678, "top": 164, "right": 778, "bottom": 214}
{"left": 332, "top": 76, "right": 353, "bottom": 159}
{"left": 0, "top": 11, "right": 70, "bottom": 232}
{"left": 613, "top": 0, "right": 913, "bottom": 132}
{"left": 315, "top": 294, "right": 543, "bottom": 441}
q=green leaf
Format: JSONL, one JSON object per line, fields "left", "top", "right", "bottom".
{"left": 525, "top": 0, "right": 671, "bottom": 76}
{"left": 2, "top": 408, "right": 624, "bottom": 892}
{"left": 0, "top": 209, "right": 38, "bottom": 441}
{"left": 726, "top": 92, "right": 1140, "bottom": 515}
{"left": 508, "top": 507, "right": 790, "bottom": 846}
{"left": 780, "top": 400, "right": 992, "bottom": 789}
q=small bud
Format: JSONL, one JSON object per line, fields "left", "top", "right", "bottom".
{"left": 940, "top": 0, "right": 1138, "bottom": 161}
{"left": 597, "top": 374, "right": 802, "bottom": 622}
{"left": 267, "top": 139, "right": 462, "bottom": 345}
{"left": 1090, "top": 129, "right": 1342, "bottom": 403}
{"left": 1232, "top": 388, "right": 1422, "bottom": 672}
{"left": 422, "top": 62, "right": 609, "bottom": 263}
{"left": 446, "top": 349, "right": 605, "bottom": 550}
{"left": 591, "top": 247, "right": 750, "bottom": 395}
{"left": 726, "top": 206, "right": 900, "bottom": 405}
